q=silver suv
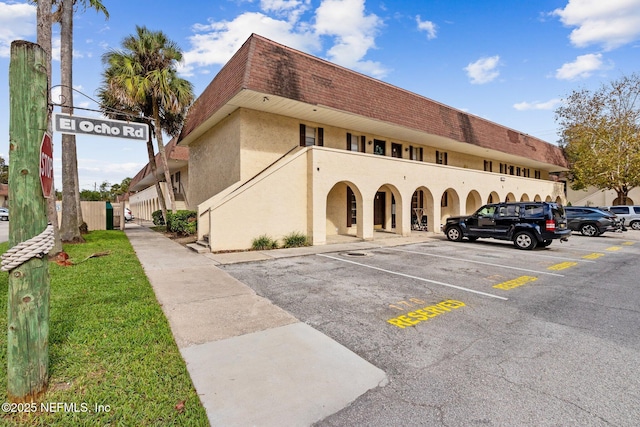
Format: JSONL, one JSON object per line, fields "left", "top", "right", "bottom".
{"left": 600, "top": 206, "right": 640, "bottom": 230}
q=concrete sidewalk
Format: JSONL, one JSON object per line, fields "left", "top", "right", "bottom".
{"left": 125, "top": 223, "right": 392, "bottom": 426}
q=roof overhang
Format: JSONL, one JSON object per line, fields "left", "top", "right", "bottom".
{"left": 179, "top": 88, "right": 567, "bottom": 173}
{"left": 130, "top": 157, "right": 188, "bottom": 192}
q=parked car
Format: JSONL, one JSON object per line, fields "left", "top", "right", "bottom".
{"left": 124, "top": 207, "right": 134, "bottom": 222}
{"left": 564, "top": 206, "right": 619, "bottom": 236}
{"left": 600, "top": 205, "right": 640, "bottom": 230}
{"left": 0, "top": 208, "right": 8, "bottom": 221}
{"left": 443, "top": 202, "right": 571, "bottom": 250}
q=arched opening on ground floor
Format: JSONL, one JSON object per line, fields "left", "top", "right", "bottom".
{"left": 326, "top": 181, "right": 363, "bottom": 239}
{"left": 465, "top": 190, "right": 482, "bottom": 214}
{"left": 520, "top": 193, "right": 530, "bottom": 202}
{"left": 505, "top": 192, "right": 516, "bottom": 202}
{"left": 487, "top": 191, "right": 500, "bottom": 204}
{"left": 613, "top": 196, "right": 635, "bottom": 204}
{"left": 411, "top": 187, "right": 435, "bottom": 232}
{"left": 440, "top": 188, "right": 460, "bottom": 227}
{"left": 534, "top": 194, "right": 542, "bottom": 202}
{"left": 374, "top": 184, "right": 403, "bottom": 235}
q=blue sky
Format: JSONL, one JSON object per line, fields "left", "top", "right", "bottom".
{"left": 1, "top": 0, "right": 639, "bottom": 190}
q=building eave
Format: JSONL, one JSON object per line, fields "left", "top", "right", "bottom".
{"left": 178, "top": 33, "right": 568, "bottom": 171}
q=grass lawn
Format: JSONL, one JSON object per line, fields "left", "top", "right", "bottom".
{"left": 0, "top": 231, "right": 209, "bottom": 426}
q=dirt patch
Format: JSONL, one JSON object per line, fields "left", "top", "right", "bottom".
{"left": 165, "top": 232, "right": 197, "bottom": 246}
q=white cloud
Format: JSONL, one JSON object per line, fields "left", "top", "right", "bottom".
{"left": 315, "top": 0, "right": 386, "bottom": 77}
{"left": 464, "top": 55, "right": 501, "bottom": 84}
{"left": 180, "top": 11, "right": 318, "bottom": 76}
{"left": 552, "top": 0, "right": 640, "bottom": 50}
{"left": 260, "top": 0, "right": 311, "bottom": 22}
{"left": 555, "top": 53, "right": 608, "bottom": 80}
{"left": 181, "top": 0, "right": 387, "bottom": 78}
{"left": 416, "top": 15, "right": 437, "bottom": 39}
{"left": 0, "top": 1, "right": 36, "bottom": 57}
{"left": 513, "top": 98, "right": 562, "bottom": 111}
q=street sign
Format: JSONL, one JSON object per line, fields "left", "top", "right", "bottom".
{"left": 40, "top": 132, "right": 54, "bottom": 198}
{"left": 52, "top": 113, "right": 149, "bottom": 141}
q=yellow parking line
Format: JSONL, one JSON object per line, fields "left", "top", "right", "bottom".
{"left": 605, "top": 246, "right": 621, "bottom": 251}
{"left": 582, "top": 253, "right": 605, "bottom": 260}
{"left": 548, "top": 261, "right": 578, "bottom": 271}
{"left": 622, "top": 241, "right": 635, "bottom": 246}
{"left": 493, "top": 276, "right": 537, "bottom": 290}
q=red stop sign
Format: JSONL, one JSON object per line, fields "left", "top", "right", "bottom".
{"left": 40, "top": 132, "right": 54, "bottom": 198}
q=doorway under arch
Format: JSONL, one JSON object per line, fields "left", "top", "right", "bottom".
{"left": 326, "top": 181, "right": 363, "bottom": 239}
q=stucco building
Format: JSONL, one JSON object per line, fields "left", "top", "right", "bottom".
{"left": 129, "top": 137, "right": 190, "bottom": 220}
{"left": 173, "top": 34, "right": 568, "bottom": 251}
{"left": 565, "top": 186, "right": 639, "bottom": 206}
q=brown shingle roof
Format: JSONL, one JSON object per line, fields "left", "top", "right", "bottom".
{"left": 179, "top": 34, "right": 567, "bottom": 168}
{"left": 129, "top": 137, "right": 188, "bottom": 191}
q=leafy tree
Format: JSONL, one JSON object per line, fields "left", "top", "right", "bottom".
{"left": 556, "top": 73, "right": 640, "bottom": 205}
{"left": 80, "top": 189, "right": 101, "bottom": 201}
{"left": 119, "top": 177, "right": 132, "bottom": 194}
{"left": 99, "top": 26, "right": 193, "bottom": 223}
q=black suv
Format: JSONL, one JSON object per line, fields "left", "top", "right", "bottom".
{"left": 564, "top": 206, "right": 619, "bottom": 236}
{"left": 444, "top": 202, "right": 571, "bottom": 250}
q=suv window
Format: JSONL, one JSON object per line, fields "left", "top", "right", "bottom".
{"left": 610, "top": 207, "right": 629, "bottom": 214}
{"left": 498, "top": 205, "right": 520, "bottom": 217}
{"left": 551, "top": 205, "right": 564, "bottom": 221}
{"left": 477, "top": 206, "right": 496, "bottom": 217}
{"left": 634, "top": 207, "right": 640, "bottom": 214}
{"left": 523, "top": 204, "right": 544, "bottom": 217}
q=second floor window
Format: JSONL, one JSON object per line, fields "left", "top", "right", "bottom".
{"left": 436, "top": 150, "right": 448, "bottom": 165}
{"left": 410, "top": 146, "right": 423, "bottom": 161}
{"left": 300, "top": 124, "right": 324, "bottom": 147}
{"left": 346, "top": 133, "right": 365, "bottom": 152}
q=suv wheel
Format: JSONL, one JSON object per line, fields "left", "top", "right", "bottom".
{"left": 513, "top": 231, "right": 537, "bottom": 250}
{"left": 580, "top": 223, "right": 598, "bottom": 236}
{"left": 630, "top": 220, "right": 640, "bottom": 230}
{"left": 446, "top": 226, "right": 464, "bottom": 242}
{"left": 539, "top": 239, "right": 552, "bottom": 247}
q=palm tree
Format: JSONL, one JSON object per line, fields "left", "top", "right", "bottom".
{"left": 99, "top": 26, "right": 194, "bottom": 222}
{"left": 54, "top": 0, "right": 109, "bottom": 242}
{"left": 35, "top": 0, "right": 64, "bottom": 254}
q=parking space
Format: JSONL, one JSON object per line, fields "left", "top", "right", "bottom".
{"left": 222, "top": 231, "right": 640, "bottom": 426}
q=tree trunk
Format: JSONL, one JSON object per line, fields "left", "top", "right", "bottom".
{"left": 616, "top": 189, "right": 630, "bottom": 205}
{"left": 59, "top": 0, "right": 83, "bottom": 243}
{"left": 153, "top": 103, "right": 176, "bottom": 213}
{"left": 36, "top": 0, "right": 63, "bottom": 255}
{"left": 144, "top": 128, "right": 168, "bottom": 223}
{"left": 7, "top": 40, "right": 50, "bottom": 402}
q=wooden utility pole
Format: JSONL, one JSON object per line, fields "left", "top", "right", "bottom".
{"left": 7, "top": 40, "right": 50, "bottom": 402}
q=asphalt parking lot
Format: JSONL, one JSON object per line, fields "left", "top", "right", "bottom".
{"left": 222, "top": 231, "right": 640, "bottom": 426}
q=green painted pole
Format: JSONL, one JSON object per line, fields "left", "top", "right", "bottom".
{"left": 7, "top": 40, "right": 50, "bottom": 402}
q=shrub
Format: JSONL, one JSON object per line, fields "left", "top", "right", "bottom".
{"left": 152, "top": 209, "right": 165, "bottom": 226}
{"left": 251, "top": 235, "right": 279, "bottom": 250}
{"left": 167, "top": 210, "right": 197, "bottom": 236}
{"left": 282, "top": 232, "right": 310, "bottom": 248}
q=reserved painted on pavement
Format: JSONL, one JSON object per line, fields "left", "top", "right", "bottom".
{"left": 387, "top": 299, "right": 465, "bottom": 329}
{"left": 548, "top": 261, "right": 578, "bottom": 271}
{"left": 493, "top": 275, "right": 537, "bottom": 290}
